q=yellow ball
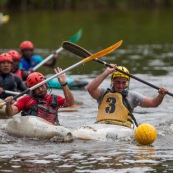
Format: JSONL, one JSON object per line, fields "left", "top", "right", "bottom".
{"left": 135, "top": 123, "right": 157, "bottom": 145}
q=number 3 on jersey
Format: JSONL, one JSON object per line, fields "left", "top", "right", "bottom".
{"left": 105, "top": 97, "right": 116, "bottom": 113}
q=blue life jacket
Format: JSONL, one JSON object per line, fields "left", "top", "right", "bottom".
{"left": 20, "top": 55, "right": 43, "bottom": 70}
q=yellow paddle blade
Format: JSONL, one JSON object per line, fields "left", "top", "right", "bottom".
{"left": 0, "top": 104, "right": 3, "bottom": 109}
{"left": 82, "top": 40, "right": 123, "bottom": 64}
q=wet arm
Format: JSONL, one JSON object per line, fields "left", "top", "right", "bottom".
{"left": 62, "top": 85, "right": 74, "bottom": 107}
{"left": 87, "top": 64, "right": 117, "bottom": 99}
{"left": 5, "top": 96, "right": 19, "bottom": 116}
{"left": 141, "top": 87, "right": 168, "bottom": 107}
{"left": 44, "top": 53, "right": 58, "bottom": 67}
{"left": 54, "top": 67, "right": 74, "bottom": 107}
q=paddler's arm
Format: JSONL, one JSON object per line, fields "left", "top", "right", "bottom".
{"left": 54, "top": 67, "right": 74, "bottom": 107}
{"left": 44, "top": 52, "right": 58, "bottom": 67}
{"left": 141, "top": 87, "right": 168, "bottom": 107}
{"left": 87, "top": 64, "right": 117, "bottom": 99}
{"left": 4, "top": 96, "right": 19, "bottom": 116}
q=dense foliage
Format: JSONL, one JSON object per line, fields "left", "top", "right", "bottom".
{"left": 0, "top": 0, "right": 173, "bottom": 11}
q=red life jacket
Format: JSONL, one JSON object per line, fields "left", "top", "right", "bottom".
{"left": 14, "top": 70, "right": 23, "bottom": 81}
{"left": 21, "top": 95, "right": 59, "bottom": 125}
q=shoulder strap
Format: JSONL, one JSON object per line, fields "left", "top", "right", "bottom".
{"left": 122, "top": 90, "right": 132, "bottom": 112}
{"left": 50, "top": 94, "right": 58, "bottom": 108}
{"left": 122, "top": 91, "right": 138, "bottom": 127}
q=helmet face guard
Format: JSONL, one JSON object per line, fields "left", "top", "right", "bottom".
{"left": 111, "top": 66, "right": 130, "bottom": 89}
{"left": 26, "top": 72, "right": 45, "bottom": 88}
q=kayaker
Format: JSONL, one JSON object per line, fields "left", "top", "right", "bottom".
{"left": 4, "top": 70, "right": 74, "bottom": 125}
{"left": 87, "top": 65, "right": 168, "bottom": 129}
{"left": 8, "top": 50, "right": 31, "bottom": 81}
{"left": 19, "top": 40, "right": 58, "bottom": 71}
{"left": 0, "top": 53, "right": 27, "bottom": 99}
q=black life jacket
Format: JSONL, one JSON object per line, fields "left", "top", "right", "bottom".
{"left": 0, "top": 73, "right": 17, "bottom": 99}
{"left": 21, "top": 95, "right": 59, "bottom": 125}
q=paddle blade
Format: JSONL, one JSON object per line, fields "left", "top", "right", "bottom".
{"left": 0, "top": 102, "right": 5, "bottom": 109}
{"left": 62, "top": 41, "right": 91, "bottom": 58}
{"left": 82, "top": 40, "right": 123, "bottom": 64}
{"left": 69, "top": 29, "right": 82, "bottom": 43}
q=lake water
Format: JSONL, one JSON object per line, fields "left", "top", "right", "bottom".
{"left": 0, "top": 8, "right": 173, "bottom": 173}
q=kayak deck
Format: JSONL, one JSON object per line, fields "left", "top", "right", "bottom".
{"left": 5, "top": 115, "right": 73, "bottom": 142}
{"left": 72, "top": 124, "right": 134, "bottom": 141}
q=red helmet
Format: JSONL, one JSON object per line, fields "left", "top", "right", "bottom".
{"left": 8, "top": 50, "right": 21, "bottom": 61}
{"left": 0, "top": 53, "right": 13, "bottom": 63}
{"left": 20, "top": 41, "right": 34, "bottom": 51}
{"left": 26, "top": 72, "right": 45, "bottom": 88}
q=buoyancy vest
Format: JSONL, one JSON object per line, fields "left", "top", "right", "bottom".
{"left": 20, "top": 56, "right": 36, "bottom": 70}
{"left": 0, "top": 73, "right": 17, "bottom": 99}
{"left": 96, "top": 89, "right": 135, "bottom": 128}
{"left": 14, "top": 70, "right": 22, "bottom": 81}
{"left": 21, "top": 95, "right": 59, "bottom": 125}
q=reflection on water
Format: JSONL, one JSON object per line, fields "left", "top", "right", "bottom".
{"left": 1, "top": 42, "right": 172, "bottom": 76}
{"left": 0, "top": 140, "right": 173, "bottom": 173}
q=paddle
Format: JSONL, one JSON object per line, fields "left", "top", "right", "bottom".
{"left": 32, "top": 29, "right": 83, "bottom": 71}
{"left": 0, "top": 40, "right": 123, "bottom": 109}
{"left": 62, "top": 41, "right": 173, "bottom": 97}
{"left": 4, "top": 90, "right": 20, "bottom": 95}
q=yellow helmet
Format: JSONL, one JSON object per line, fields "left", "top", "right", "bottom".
{"left": 111, "top": 66, "right": 130, "bottom": 82}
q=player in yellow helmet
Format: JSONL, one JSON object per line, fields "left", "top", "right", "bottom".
{"left": 87, "top": 64, "right": 168, "bottom": 129}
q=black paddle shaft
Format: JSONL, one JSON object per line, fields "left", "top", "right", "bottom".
{"left": 62, "top": 41, "right": 173, "bottom": 97}
{"left": 94, "top": 58, "right": 173, "bottom": 97}
{"left": 13, "top": 89, "right": 30, "bottom": 100}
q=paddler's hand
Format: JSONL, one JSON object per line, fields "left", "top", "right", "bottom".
{"left": 0, "top": 87, "right": 4, "bottom": 94}
{"left": 158, "top": 87, "right": 168, "bottom": 97}
{"left": 52, "top": 51, "right": 58, "bottom": 60}
{"left": 54, "top": 67, "right": 66, "bottom": 85}
{"left": 5, "top": 96, "right": 14, "bottom": 105}
{"left": 28, "top": 68, "right": 34, "bottom": 73}
{"left": 105, "top": 64, "right": 117, "bottom": 75}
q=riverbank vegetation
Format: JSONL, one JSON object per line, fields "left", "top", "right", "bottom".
{"left": 0, "top": 0, "right": 173, "bottom": 11}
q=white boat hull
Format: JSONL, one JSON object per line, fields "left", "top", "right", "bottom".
{"left": 72, "top": 124, "right": 134, "bottom": 141}
{"left": 5, "top": 115, "right": 73, "bottom": 142}
{"left": 0, "top": 99, "right": 7, "bottom": 118}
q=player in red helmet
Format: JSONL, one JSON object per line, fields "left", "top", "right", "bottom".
{"left": 0, "top": 53, "right": 27, "bottom": 99}
{"left": 8, "top": 50, "right": 30, "bottom": 81}
{"left": 5, "top": 68, "right": 74, "bottom": 125}
{"left": 19, "top": 40, "right": 58, "bottom": 71}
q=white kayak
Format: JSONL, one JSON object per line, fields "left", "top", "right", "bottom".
{"left": 0, "top": 99, "right": 7, "bottom": 118}
{"left": 5, "top": 115, "right": 73, "bottom": 142}
{"left": 72, "top": 124, "right": 134, "bottom": 141}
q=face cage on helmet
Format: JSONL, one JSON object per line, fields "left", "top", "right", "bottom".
{"left": 111, "top": 76, "right": 130, "bottom": 90}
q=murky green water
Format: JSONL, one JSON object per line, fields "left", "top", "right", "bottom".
{"left": 1, "top": 9, "right": 173, "bottom": 75}
{"left": 0, "top": 8, "right": 173, "bottom": 173}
